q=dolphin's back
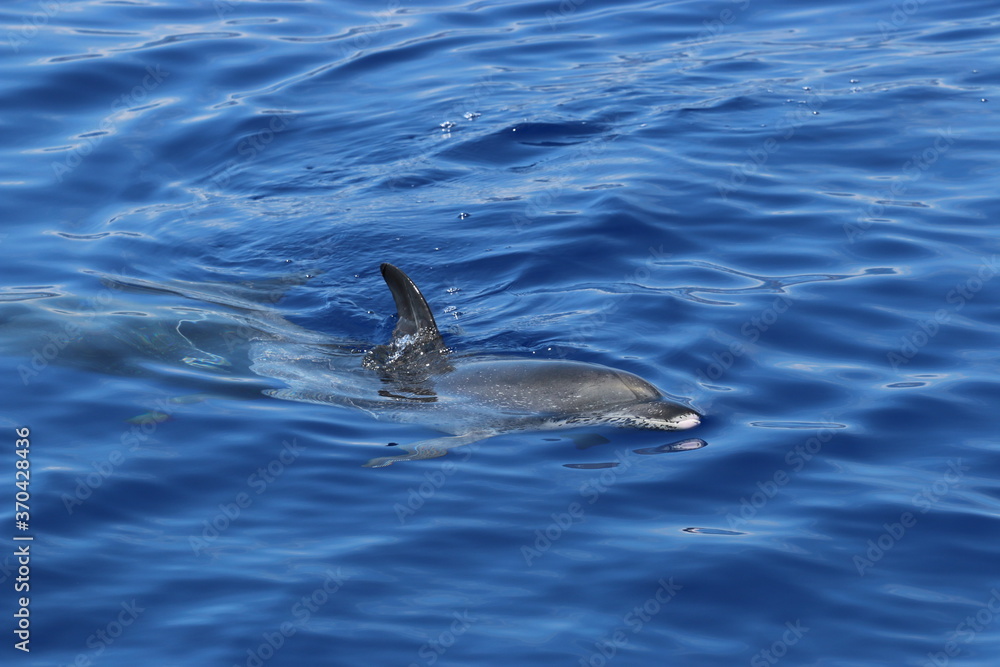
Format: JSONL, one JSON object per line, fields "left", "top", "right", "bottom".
{"left": 372, "top": 265, "right": 685, "bottom": 430}
{"left": 434, "top": 357, "right": 661, "bottom": 414}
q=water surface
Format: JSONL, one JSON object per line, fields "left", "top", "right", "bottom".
{"left": 2, "top": 0, "right": 999, "bottom": 665}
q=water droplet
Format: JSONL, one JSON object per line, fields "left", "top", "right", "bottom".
{"left": 981, "top": 98, "right": 988, "bottom": 103}
{"left": 440, "top": 121, "right": 456, "bottom": 131}
{"left": 463, "top": 111, "right": 481, "bottom": 120}
{"left": 457, "top": 212, "right": 470, "bottom": 219}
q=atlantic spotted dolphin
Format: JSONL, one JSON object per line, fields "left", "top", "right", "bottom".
{"left": 12, "top": 264, "right": 700, "bottom": 466}
{"left": 355, "top": 263, "right": 701, "bottom": 467}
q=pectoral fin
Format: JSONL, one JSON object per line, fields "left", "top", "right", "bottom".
{"left": 363, "top": 432, "right": 488, "bottom": 468}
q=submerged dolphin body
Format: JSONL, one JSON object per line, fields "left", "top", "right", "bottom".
{"left": 350, "top": 263, "right": 701, "bottom": 467}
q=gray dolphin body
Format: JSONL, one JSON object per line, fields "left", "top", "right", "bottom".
{"left": 355, "top": 263, "right": 701, "bottom": 467}
{"left": 10, "top": 264, "right": 700, "bottom": 466}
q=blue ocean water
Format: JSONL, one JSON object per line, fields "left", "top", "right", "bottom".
{"left": 2, "top": 0, "right": 1000, "bottom": 665}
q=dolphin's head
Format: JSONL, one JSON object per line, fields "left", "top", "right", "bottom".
{"left": 608, "top": 400, "right": 702, "bottom": 431}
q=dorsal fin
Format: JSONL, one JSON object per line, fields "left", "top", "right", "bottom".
{"left": 380, "top": 263, "right": 443, "bottom": 345}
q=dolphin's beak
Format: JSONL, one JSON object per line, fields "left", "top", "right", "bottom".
{"left": 675, "top": 414, "right": 701, "bottom": 430}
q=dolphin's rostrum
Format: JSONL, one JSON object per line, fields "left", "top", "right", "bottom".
{"left": 360, "top": 263, "right": 701, "bottom": 467}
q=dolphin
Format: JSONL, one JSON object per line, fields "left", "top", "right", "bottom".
{"left": 2, "top": 263, "right": 700, "bottom": 466}
{"left": 352, "top": 263, "right": 702, "bottom": 467}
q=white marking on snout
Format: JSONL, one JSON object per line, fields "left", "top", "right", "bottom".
{"left": 673, "top": 415, "right": 701, "bottom": 430}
